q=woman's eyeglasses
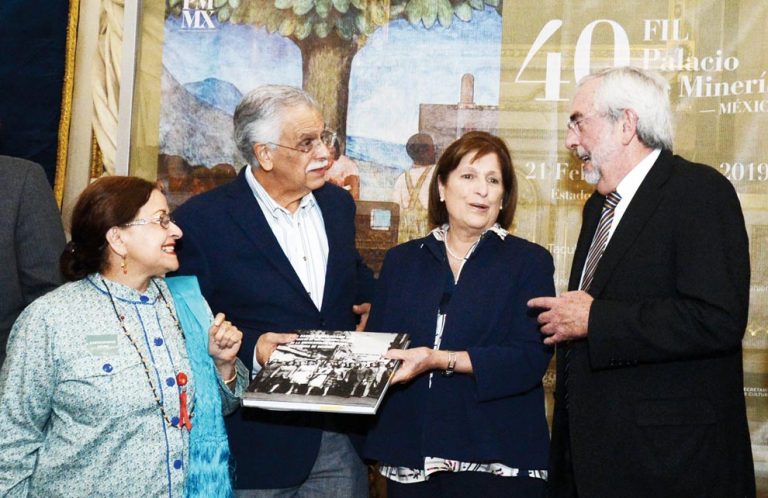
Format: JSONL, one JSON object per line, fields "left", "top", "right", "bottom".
{"left": 122, "top": 213, "right": 175, "bottom": 229}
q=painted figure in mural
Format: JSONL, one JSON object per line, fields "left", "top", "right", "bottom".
{"left": 325, "top": 138, "right": 360, "bottom": 200}
{"left": 158, "top": 157, "right": 239, "bottom": 211}
{"left": 365, "top": 131, "right": 555, "bottom": 497}
{"left": 0, "top": 176, "right": 248, "bottom": 497}
{"left": 393, "top": 132, "right": 437, "bottom": 243}
{"left": 190, "top": 164, "right": 217, "bottom": 195}
{"left": 528, "top": 66, "right": 755, "bottom": 497}
{"left": 0, "top": 155, "right": 65, "bottom": 368}
{"left": 172, "top": 85, "right": 374, "bottom": 497}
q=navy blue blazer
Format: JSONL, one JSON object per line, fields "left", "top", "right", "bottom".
{"left": 364, "top": 231, "right": 554, "bottom": 472}
{"left": 172, "top": 168, "right": 374, "bottom": 489}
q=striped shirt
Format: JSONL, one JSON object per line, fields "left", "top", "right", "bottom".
{"left": 245, "top": 166, "right": 329, "bottom": 311}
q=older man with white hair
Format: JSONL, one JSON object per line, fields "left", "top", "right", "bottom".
{"left": 529, "top": 66, "right": 755, "bottom": 497}
{"left": 173, "top": 85, "right": 374, "bottom": 497}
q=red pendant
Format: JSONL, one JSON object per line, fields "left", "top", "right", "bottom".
{"left": 176, "top": 372, "right": 188, "bottom": 387}
{"left": 176, "top": 372, "right": 192, "bottom": 430}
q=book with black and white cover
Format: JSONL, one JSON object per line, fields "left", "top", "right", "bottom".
{"left": 242, "top": 330, "right": 410, "bottom": 414}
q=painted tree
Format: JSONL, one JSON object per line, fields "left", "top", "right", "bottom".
{"left": 167, "top": 0, "right": 503, "bottom": 142}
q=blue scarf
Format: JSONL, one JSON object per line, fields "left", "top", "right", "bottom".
{"left": 166, "top": 276, "right": 234, "bottom": 498}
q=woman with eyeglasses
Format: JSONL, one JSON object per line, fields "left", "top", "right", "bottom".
{"left": 0, "top": 176, "right": 247, "bottom": 497}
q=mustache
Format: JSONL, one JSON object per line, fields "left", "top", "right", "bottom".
{"left": 575, "top": 147, "right": 590, "bottom": 162}
{"left": 305, "top": 160, "right": 328, "bottom": 173}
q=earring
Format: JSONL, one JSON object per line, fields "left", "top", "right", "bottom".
{"left": 499, "top": 205, "right": 503, "bottom": 210}
{"left": 440, "top": 197, "right": 445, "bottom": 202}
{"left": 121, "top": 255, "right": 128, "bottom": 275}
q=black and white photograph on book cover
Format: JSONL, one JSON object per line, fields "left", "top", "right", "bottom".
{"left": 243, "top": 330, "right": 410, "bottom": 414}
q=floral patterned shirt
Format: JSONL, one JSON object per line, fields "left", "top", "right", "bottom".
{"left": 0, "top": 275, "right": 246, "bottom": 497}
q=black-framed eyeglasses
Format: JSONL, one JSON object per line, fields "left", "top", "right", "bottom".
{"left": 566, "top": 111, "right": 602, "bottom": 135}
{"left": 122, "top": 213, "right": 175, "bottom": 229}
{"left": 267, "top": 129, "right": 337, "bottom": 154}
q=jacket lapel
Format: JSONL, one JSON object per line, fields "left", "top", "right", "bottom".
{"left": 315, "top": 185, "right": 342, "bottom": 311}
{"left": 225, "top": 168, "right": 314, "bottom": 305}
{"left": 587, "top": 150, "right": 673, "bottom": 296}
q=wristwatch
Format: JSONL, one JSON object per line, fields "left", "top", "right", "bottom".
{"left": 442, "top": 351, "right": 457, "bottom": 377}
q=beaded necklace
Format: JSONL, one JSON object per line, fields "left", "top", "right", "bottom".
{"left": 444, "top": 232, "right": 481, "bottom": 261}
{"left": 444, "top": 241, "right": 468, "bottom": 261}
{"left": 101, "top": 276, "right": 192, "bottom": 430}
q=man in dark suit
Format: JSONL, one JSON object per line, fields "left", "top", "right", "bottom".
{"left": 173, "top": 85, "right": 374, "bottom": 496}
{"left": 529, "top": 66, "right": 755, "bottom": 497}
{"left": 0, "top": 155, "right": 65, "bottom": 367}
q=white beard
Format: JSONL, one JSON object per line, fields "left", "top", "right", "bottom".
{"left": 578, "top": 127, "right": 618, "bottom": 186}
{"left": 583, "top": 160, "right": 601, "bottom": 185}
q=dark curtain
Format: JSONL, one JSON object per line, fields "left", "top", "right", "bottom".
{"left": 0, "top": 0, "right": 70, "bottom": 187}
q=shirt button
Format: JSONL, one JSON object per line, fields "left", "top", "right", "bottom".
{"left": 102, "top": 363, "right": 113, "bottom": 373}
{"left": 140, "top": 295, "right": 149, "bottom": 303}
{"left": 166, "top": 377, "right": 176, "bottom": 387}
{"left": 154, "top": 337, "right": 164, "bottom": 347}
{"left": 173, "top": 459, "right": 183, "bottom": 470}
{"left": 171, "top": 416, "right": 180, "bottom": 427}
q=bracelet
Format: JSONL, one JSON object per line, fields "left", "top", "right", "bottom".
{"left": 223, "top": 371, "right": 237, "bottom": 384}
{"left": 442, "top": 351, "right": 457, "bottom": 377}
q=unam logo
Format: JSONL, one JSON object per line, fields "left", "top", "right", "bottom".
{"left": 181, "top": 0, "right": 216, "bottom": 30}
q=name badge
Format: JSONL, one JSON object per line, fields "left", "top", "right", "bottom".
{"left": 85, "top": 334, "right": 119, "bottom": 356}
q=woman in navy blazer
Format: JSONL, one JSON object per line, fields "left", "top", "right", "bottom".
{"left": 365, "top": 131, "right": 555, "bottom": 497}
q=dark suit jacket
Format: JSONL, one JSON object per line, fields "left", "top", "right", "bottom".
{"left": 549, "top": 150, "right": 755, "bottom": 497}
{"left": 172, "top": 168, "right": 373, "bottom": 489}
{"left": 364, "top": 233, "right": 554, "bottom": 471}
{"left": 0, "top": 156, "right": 64, "bottom": 366}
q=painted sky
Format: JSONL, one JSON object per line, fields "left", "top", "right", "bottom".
{"left": 162, "top": 7, "right": 501, "bottom": 144}
{"left": 162, "top": 16, "right": 302, "bottom": 93}
{"left": 349, "top": 8, "right": 502, "bottom": 143}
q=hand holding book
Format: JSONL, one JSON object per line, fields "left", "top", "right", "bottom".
{"left": 256, "top": 332, "right": 299, "bottom": 367}
{"left": 385, "top": 347, "right": 473, "bottom": 384}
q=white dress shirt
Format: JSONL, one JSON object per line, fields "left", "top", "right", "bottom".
{"left": 245, "top": 166, "right": 329, "bottom": 311}
{"left": 609, "top": 148, "right": 661, "bottom": 240}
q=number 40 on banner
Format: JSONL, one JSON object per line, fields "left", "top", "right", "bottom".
{"left": 516, "top": 19, "right": 631, "bottom": 102}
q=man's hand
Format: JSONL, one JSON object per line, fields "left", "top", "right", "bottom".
{"left": 528, "top": 291, "right": 594, "bottom": 345}
{"left": 353, "top": 302, "right": 371, "bottom": 331}
{"left": 255, "top": 332, "right": 298, "bottom": 366}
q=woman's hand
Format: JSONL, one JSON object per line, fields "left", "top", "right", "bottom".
{"left": 208, "top": 313, "right": 242, "bottom": 379}
{"left": 386, "top": 348, "right": 473, "bottom": 384}
{"left": 385, "top": 347, "right": 438, "bottom": 384}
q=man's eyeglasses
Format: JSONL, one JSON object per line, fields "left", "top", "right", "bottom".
{"left": 267, "top": 129, "right": 337, "bottom": 154}
{"left": 566, "top": 111, "right": 602, "bottom": 135}
{"left": 122, "top": 213, "right": 175, "bottom": 229}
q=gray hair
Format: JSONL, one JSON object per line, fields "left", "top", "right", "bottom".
{"left": 580, "top": 66, "right": 674, "bottom": 151}
{"left": 233, "top": 85, "right": 320, "bottom": 167}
